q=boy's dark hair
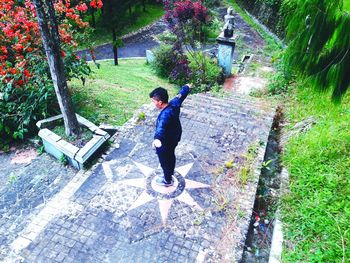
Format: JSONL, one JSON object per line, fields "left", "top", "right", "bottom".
{"left": 149, "top": 87, "right": 169, "bottom": 103}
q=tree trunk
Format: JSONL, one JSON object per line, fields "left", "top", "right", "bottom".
{"left": 112, "top": 28, "right": 119, "bottom": 66}
{"left": 142, "top": 0, "right": 146, "bottom": 12}
{"left": 33, "top": 0, "right": 80, "bottom": 137}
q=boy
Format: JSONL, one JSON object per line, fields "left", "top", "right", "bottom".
{"left": 149, "top": 84, "right": 192, "bottom": 186}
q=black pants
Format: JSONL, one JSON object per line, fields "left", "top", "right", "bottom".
{"left": 156, "top": 141, "right": 178, "bottom": 182}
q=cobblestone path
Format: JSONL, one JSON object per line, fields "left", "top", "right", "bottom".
{"left": 1, "top": 92, "right": 275, "bottom": 263}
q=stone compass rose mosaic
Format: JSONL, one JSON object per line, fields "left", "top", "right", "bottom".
{"left": 113, "top": 161, "right": 210, "bottom": 225}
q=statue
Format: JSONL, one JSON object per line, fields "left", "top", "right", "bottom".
{"left": 223, "top": 7, "right": 234, "bottom": 38}
{"left": 216, "top": 7, "right": 236, "bottom": 77}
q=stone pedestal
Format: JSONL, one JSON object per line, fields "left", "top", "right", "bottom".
{"left": 216, "top": 32, "right": 237, "bottom": 76}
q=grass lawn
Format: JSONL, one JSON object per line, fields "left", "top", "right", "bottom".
{"left": 281, "top": 87, "right": 350, "bottom": 262}
{"left": 81, "top": 3, "right": 164, "bottom": 49}
{"left": 69, "top": 59, "right": 177, "bottom": 126}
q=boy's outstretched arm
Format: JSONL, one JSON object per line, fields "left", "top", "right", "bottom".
{"left": 171, "top": 83, "right": 193, "bottom": 107}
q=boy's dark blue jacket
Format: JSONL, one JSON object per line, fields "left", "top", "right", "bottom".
{"left": 154, "top": 85, "right": 190, "bottom": 144}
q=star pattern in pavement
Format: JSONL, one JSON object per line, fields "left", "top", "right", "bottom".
{"left": 117, "top": 161, "right": 210, "bottom": 225}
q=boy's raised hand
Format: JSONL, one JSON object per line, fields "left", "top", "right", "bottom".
{"left": 186, "top": 83, "right": 193, "bottom": 89}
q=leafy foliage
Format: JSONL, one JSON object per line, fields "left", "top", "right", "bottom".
{"left": 283, "top": 0, "right": 350, "bottom": 101}
{"left": 163, "top": 0, "right": 209, "bottom": 46}
{"left": 169, "top": 43, "right": 192, "bottom": 84}
{"left": 154, "top": 0, "right": 222, "bottom": 89}
{"left": 157, "top": 30, "right": 177, "bottom": 43}
{"left": 188, "top": 51, "right": 223, "bottom": 92}
{"left": 267, "top": 58, "right": 294, "bottom": 95}
{"left": 201, "top": 16, "right": 223, "bottom": 40}
{"left": 98, "top": 0, "right": 158, "bottom": 64}
{"left": 151, "top": 44, "right": 176, "bottom": 78}
{"left": 0, "top": 0, "right": 99, "bottom": 145}
{"left": 59, "top": 154, "right": 68, "bottom": 166}
{"left": 151, "top": 43, "right": 191, "bottom": 84}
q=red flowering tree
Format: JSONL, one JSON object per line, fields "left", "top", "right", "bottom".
{"left": 163, "top": 0, "right": 208, "bottom": 47}
{"left": 161, "top": 0, "right": 209, "bottom": 80}
{"left": 0, "top": 0, "right": 102, "bottom": 143}
{"left": 88, "top": 0, "right": 103, "bottom": 27}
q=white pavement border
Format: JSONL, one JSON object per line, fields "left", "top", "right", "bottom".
{"left": 268, "top": 168, "right": 290, "bottom": 263}
{"left": 268, "top": 213, "right": 283, "bottom": 263}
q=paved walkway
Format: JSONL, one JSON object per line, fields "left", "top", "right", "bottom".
{"left": 1, "top": 92, "right": 275, "bottom": 262}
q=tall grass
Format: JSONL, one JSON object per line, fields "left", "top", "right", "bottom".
{"left": 281, "top": 85, "right": 350, "bottom": 262}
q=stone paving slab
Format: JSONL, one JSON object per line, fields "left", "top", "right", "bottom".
{"left": 0, "top": 149, "right": 78, "bottom": 262}
{"left": 2, "top": 92, "right": 275, "bottom": 263}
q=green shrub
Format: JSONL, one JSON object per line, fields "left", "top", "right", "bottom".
{"left": 211, "top": 83, "right": 222, "bottom": 92}
{"left": 267, "top": 59, "right": 294, "bottom": 95}
{"left": 158, "top": 30, "right": 177, "bottom": 44}
{"left": 151, "top": 44, "right": 191, "bottom": 85}
{"left": 150, "top": 44, "right": 175, "bottom": 78}
{"left": 202, "top": 17, "right": 223, "bottom": 40}
{"left": 0, "top": 51, "right": 90, "bottom": 147}
{"left": 59, "top": 154, "right": 68, "bottom": 166}
{"left": 188, "top": 51, "right": 223, "bottom": 92}
{"left": 267, "top": 71, "right": 290, "bottom": 94}
{"left": 0, "top": 59, "right": 57, "bottom": 146}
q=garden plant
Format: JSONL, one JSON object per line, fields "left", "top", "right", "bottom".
{"left": 151, "top": 0, "right": 223, "bottom": 90}
{"left": 0, "top": 0, "right": 102, "bottom": 146}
